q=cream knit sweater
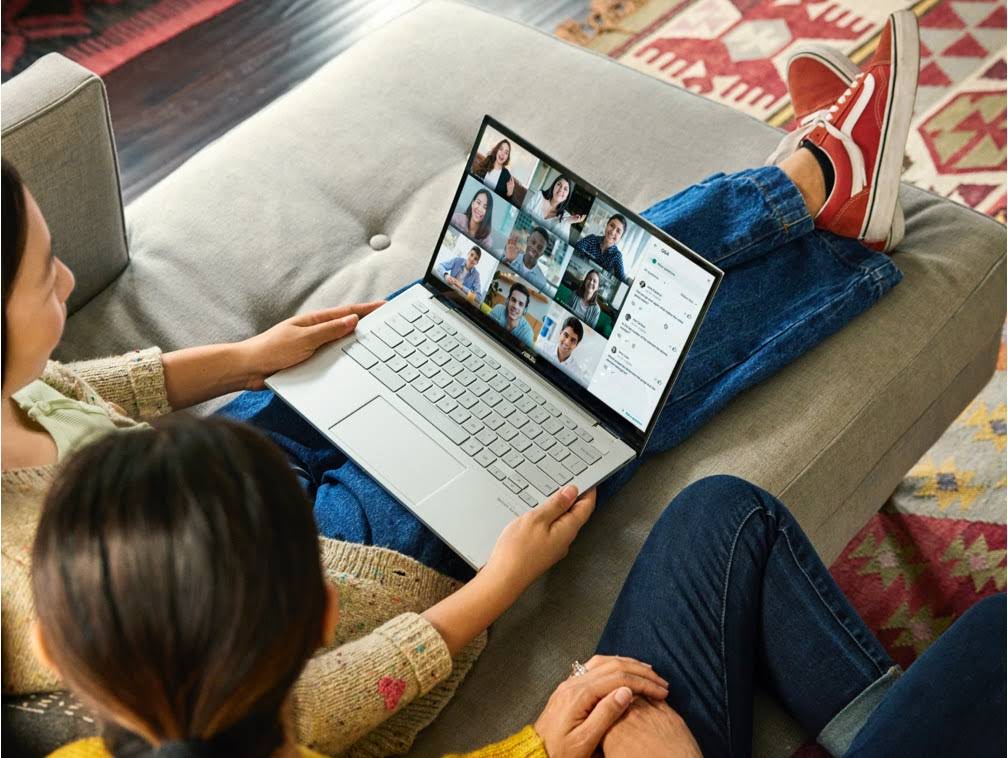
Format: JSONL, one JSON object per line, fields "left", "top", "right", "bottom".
{"left": 1, "top": 350, "right": 485, "bottom": 757}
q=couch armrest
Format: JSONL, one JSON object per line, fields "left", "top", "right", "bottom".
{"left": 1, "top": 54, "right": 128, "bottom": 315}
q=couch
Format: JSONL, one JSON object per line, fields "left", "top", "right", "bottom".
{"left": 2, "top": 1, "right": 1005, "bottom": 755}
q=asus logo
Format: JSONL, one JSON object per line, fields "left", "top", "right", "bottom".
{"left": 521, "top": 350, "right": 536, "bottom": 363}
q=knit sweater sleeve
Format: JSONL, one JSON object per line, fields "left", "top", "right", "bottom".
{"left": 444, "top": 726, "right": 548, "bottom": 758}
{"left": 62, "top": 348, "right": 172, "bottom": 420}
{"left": 290, "top": 612, "right": 453, "bottom": 755}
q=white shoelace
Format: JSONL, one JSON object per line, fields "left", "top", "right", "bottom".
{"left": 765, "top": 72, "right": 869, "bottom": 196}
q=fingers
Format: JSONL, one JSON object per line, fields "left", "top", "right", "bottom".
{"left": 307, "top": 313, "right": 361, "bottom": 346}
{"left": 533, "top": 484, "right": 579, "bottom": 523}
{"left": 584, "top": 656, "right": 667, "bottom": 690}
{"left": 553, "top": 488, "right": 596, "bottom": 534}
{"left": 579, "top": 670, "right": 669, "bottom": 703}
{"left": 577, "top": 687, "right": 633, "bottom": 749}
{"left": 291, "top": 301, "right": 385, "bottom": 326}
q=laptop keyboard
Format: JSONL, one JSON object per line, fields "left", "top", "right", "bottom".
{"left": 342, "top": 301, "right": 604, "bottom": 509}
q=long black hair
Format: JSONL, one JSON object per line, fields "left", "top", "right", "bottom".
{"left": 464, "top": 188, "right": 494, "bottom": 242}
{"left": 540, "top": 175, "right": 573, "bottom": 218}
{"left": 32, "top": 416, "right": 328, "bottom": 757}
{"left": 1, "top": 158, "right": 28, "bottom": 388}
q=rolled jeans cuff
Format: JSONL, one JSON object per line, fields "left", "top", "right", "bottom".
{"left": 817, "top": 664, "right": 902, "bottom": 756}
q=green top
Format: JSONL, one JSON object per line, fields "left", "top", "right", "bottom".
{"left": 12, "top": 379, "right": 148, "bottom": 462}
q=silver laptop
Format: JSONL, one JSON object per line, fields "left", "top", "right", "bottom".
{"left": 267, "top": 116, "right": 722, "bottom": 568}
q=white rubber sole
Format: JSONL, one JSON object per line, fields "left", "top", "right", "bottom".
{"left": 862, "top": 10, "right": 920, "bottom": 242}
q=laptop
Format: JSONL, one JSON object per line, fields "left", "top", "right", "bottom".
{"left": 267, "top": 116, "right": 723, "bottom": 568}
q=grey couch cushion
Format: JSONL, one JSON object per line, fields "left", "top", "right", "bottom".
{"left": 1, "top": 54, "right": 128, "bottom": 315}
{"left": 39, "top": 0, "right": 1005, "bottom": 755}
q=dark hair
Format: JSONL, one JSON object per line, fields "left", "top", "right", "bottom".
{"left": 2, "top": 158, "right": 29, "bottom": 388}
{"left": 465, "top": 189, "right": 494, "bottom": 242}
{"left": 607, "top": 213, "right": 627, "bottom": 234}
{"left": 467, "top": 245, "right": 482, "bottom": 261}
{"left": 576, "top": 268, "right": 602, "bottom": 305}
{"left": 31, "top": 416, "right": 327, "bottom": 757}
{"left": 561, "top": 316, "right": 584, "bottom": 343}
{"left": 475, "top": 139, "right": 512, "bottom": 176}
{"left": 507, "top": 282, "right": 531, "bottom": 311}
{"left": 540, "top": 175, "right": 572, "bottom": 218}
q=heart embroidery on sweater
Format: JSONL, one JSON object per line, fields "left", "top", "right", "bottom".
{"left": 378, "top": 676, "right": 407, "bottom": 710}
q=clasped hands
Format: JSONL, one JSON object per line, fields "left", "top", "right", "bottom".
{"left": 532, "top": 656, "right": 701, "bottom": 758}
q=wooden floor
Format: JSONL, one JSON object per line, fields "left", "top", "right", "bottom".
{"left": 106, "top": 0, "right": 588, "bottom": 204}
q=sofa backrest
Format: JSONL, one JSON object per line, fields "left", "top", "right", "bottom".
{"left": 1, "top": 54, "right": 128, "bottom": 315}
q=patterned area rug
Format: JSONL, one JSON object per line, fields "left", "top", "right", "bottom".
{"left": 559, "top": 0, "right": 1007, "bottom": 748}
{"left": 1, "top": 0, "right": 245, "bottom": 81}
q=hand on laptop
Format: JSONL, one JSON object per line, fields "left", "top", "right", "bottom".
{"left": 484, "top": 484, "right": 597, "bottom": 596}
{"left": 238, "top": 302, "right": 385, "bottom": 390}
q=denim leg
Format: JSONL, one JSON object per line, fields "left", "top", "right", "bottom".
{"left": 599, "top": 169, "right": 902, "bottom": 499}
{"left": 595, "top": 476, "right": 896, "bottom": 757}
{"left": 842, "top": 594, "right": 1007, "bottom": 757}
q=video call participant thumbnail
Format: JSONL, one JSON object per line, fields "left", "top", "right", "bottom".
{"left": 489, "top": 282, "right": 535, "bottom": 347}
{"left": 540, "top": 315, "right": 592, "bottom": 385}
{"left": 437, "top": 245, "right": 484, "bottom": 299}
{"left": 522, "top": 175, "right": 586, "bottom": 241}
{"left": 472, "top": 139, "right": 518, "bottom": 201}
{"left": 557, "top": 268, "right": 603, "bottom": 329}
{"left": 451, "top": 187, "right": 495, "bottom": 248}
{"left": 574, "top": 213, "right": 630, "bottom": 283}
{"left": 506, "top": 225, "right": 553, "bottom": 293}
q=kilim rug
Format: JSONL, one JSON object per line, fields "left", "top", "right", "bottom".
{"left": 558, "top": 0, "right": 1007, "bottom": 750}
{"left": 1, "top": 0, "right": 246, "bottom": 81}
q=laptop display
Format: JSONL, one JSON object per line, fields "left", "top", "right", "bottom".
{"left": 424, "top": 117, "right": 722, "bottom": 452}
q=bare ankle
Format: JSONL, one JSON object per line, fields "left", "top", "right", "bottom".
{"left": 779, "top": 147, "right": 827, "bottom": 216}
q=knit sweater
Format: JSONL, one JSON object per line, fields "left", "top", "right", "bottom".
{"left": 1, "top": 351, "right": 487, "bottom": 757}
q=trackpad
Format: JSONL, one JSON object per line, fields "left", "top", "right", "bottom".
{"left": 330, "top": 396, "right": 464, "bottom": 502}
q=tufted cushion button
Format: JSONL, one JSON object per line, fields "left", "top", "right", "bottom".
{"left": 369, "top": 234, "right": 391, "bottom": 251}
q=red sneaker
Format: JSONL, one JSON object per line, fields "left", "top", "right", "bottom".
{"left": 767, "top": 43, "right": 907, "bottom": 251}
{"left": 804, "top": 11, "right": 919, "bottom": 243}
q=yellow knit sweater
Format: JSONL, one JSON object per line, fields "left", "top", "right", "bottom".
{"left": 2, "top": 351, "right": 487, "bottom": 757}
{"left": 49, "top": 726, "right": 547, "bottom": 758}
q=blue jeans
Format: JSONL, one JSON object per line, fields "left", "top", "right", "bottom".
{"left": 595, "top": 476, "right": 1007, "bottom": 757}
{"left": 219, "top": 166, "right": 902, "bottom": 579}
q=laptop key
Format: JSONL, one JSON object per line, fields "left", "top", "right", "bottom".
{"left": 529, "top": 390, "right": 544, "bottom": 404}
{"left": 457, "top": 392, "right": 478, "bottom": 409}
{"left": 426, "top": 311, "right": 443, "bottom": 324}
{"left": 471, "top": 402, "right": 492, "bottom": 420}
{"left": 433, "top": 373, "right": 453, "bottom": 389}
{"left": 528, "top": 407, "right": 549, "bottom": 424}
{"left": 503, "top": 450, "right": 523, "bottom": 469}
{"left": 396, "top": 385, "right": 468, "bottom": 445}
{"left": 544, "top": 402, "right": 561, "bottom": 417}
{"left": 444, "top": 382, "right": 465, "bottom": 399}
{"left": 497, "top": 402, "right": 517, "bottom": 418}
{"left": 460, "top": 437, "right": 483, "bottom": 458}
{"left": 489, "top": 439, "right": 510, "bottom": 457}
{"left": 406, "top": 331, "right": 426, "bottom": 346}
{"left": 500, "top": 367, "right": 515, "bottom": 381}
{"left": 537, "top": 456, "right": 572, "bottom": 486}
{"left": 430, "top": 350, "right": 451, "bottom": 367}
{"left": 359, "top": 336, "right": 394, "bottom": 362}
{"left": 435, "top": 396, "right": 458, "bottom": 414}
{"left": 577, "top": 428, "right": 594, "bottom": 443}
{"left": 556, "top": 428, "right": 578, "bottom": 446}
{"left": 470, "top": 345, "right": 487, "bottom": 358}
{"left": 428, "top": 326, "right": 447, "bottom": 343}
{"left": 526, "top": 446, "right": 547, "bottom": 464}
{"left": 515, "top": 396, "right": 536, "bottom": 414}
{"left": 448, "top": 406, "right": 471, "bottom": 425}
{"left": 414, "top": 316, "right": 435, "bottom": 332}
{"left": 536, "top": 432, "right": 557, "bottom": 451}
{"left": 457, "top": 369, "right": 477, "bottom": 385}
{"left": 474, "top": 448, "right": 496, "bottom": 468}
{"left": 385, "top": 355, "right": 408, "bottom": 373}
{"left": 442, "top": 323, "right": 457, "bottom": 335}
{"left": 502, "top": 386, "right": 523, "bottom": 403}
{"left": 487, "top": 464, "right": 507, "bottom": 481}
{"left": 509, "top": 413, "right": 528, "bottom": 430}
{"left": 401, "top": 306, "right": 423, "bottom": 323}
{"left": 343, "top": 342, "right": 378, "bottom": 369}
{"left": 475, "top": 365, "right": 496, "bottom": 383}
{"left": 399, "top": 365, "right": 420, "bottom": 383}
{"left": 562, "top": 416, "right": 577, "bottom": 430}
{"left": 423, "top": 386, "right": 444, "bottom": 403}
{"left": 562, "top": 455, "right": 588, "bottom": 475}
{"left": 411, "top": 376, "right": 432, "bottom": 393}
{"left": 419, "top": 362, "right": 440, "bottom": 378}
{"left": 476, "top": 428, "right": 497, "bottom": 447}
{"left": 542, "top": 417, "right": 562, "bottom": 435}
{"left": 516, "top": 379, "right": 530, "bottom": 392}
{"left": 548, "top": 446, "right": 570, "bottom": 462}
{"left": 483, "top": 390, "right": 502, "bottom": 408}
{"left": 441, "top": 336, "right": 459, "bottom": 351}
{"left": 497, "top": 423, "right": 518, "bottom": 442}
{"left": 394, "top": 341, "right": 415, "bottom": 359}
{"left": 484, "top": 412, "right": 504, "bottom": 430}
{"left": 486, "top": 356, "right": 501, "bottom": 369}
{"left": 470, "top": 380, "right": 489, "bottom": 397}
{"left": 488, "top": 375, "right": 509, "bottom": 392}
{"left": 503, "top": 477, "right": 524, "bottom": 495}
{"left": 572, "top": 441, "right": 603, "bottom": 465}
{"left": 516, "top": 459, "right": 557, "bottom": 496}
{"left": 523, "top": 422, "right": 542, "bottom": 439}
{"left": 418, "top": 340, "right": 438, "bottom": 357}
{"left": 375, "top": 325, "right": 403, "bottom": 348}
{"left": 443, "top": 360, "right": 464, "bottom": 376}
{"left": 511, "top": 434, "right": 532, "bottom": 452}
{"left": 518, "top": 489, "right": 538, "bottom": 508}
{"left": 463, "top": 417, "right": 485, "bottom": 436}
{"left": 415, "top": 302, "right": 430, "bottom": 313}
{"left": 457, "top": 335, "right": 471, "bottom": 346}
{"left": 369, "top": 363, "right": 405, "bottom": 392}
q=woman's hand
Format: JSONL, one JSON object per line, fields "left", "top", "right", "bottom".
{"left": 506, "top": 176, "right": 516, "bottom": 196}
{"left": 238, "top": 302, "right": 384, "bottom": 389}
{"left": 483, "top": 484, "right": 596, "bottom": 595}
{"left": 532, "top": 656, "right": 670, "bottom": 758}
{"left": 569, "top": 213, "right": 587, "bottom": 225}
{"left": 600, "top": 698, "right": 701, "bottom": 758}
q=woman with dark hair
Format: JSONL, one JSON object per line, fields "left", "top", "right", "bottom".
{"left": 450, "top": 188, "right": 495, "bottom": 247}
{"left": 559, "top": 268, "right": 602, "bottom": 328}
{"left": 34, "top": 416, "right": 664, "bottom": 757}
{"left": 473, "top": 139, "right": 517, "bottom": 199}
{"left": 522, "top": 174, "right": 586, "bottom": 241}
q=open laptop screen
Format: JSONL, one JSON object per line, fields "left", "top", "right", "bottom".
{"left": 423, "top": 116, "right": 722, "bottom": 453}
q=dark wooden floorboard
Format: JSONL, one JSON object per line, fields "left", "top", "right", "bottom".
{"left": 106, "top": 0, "right": 588, "bottom": 204}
